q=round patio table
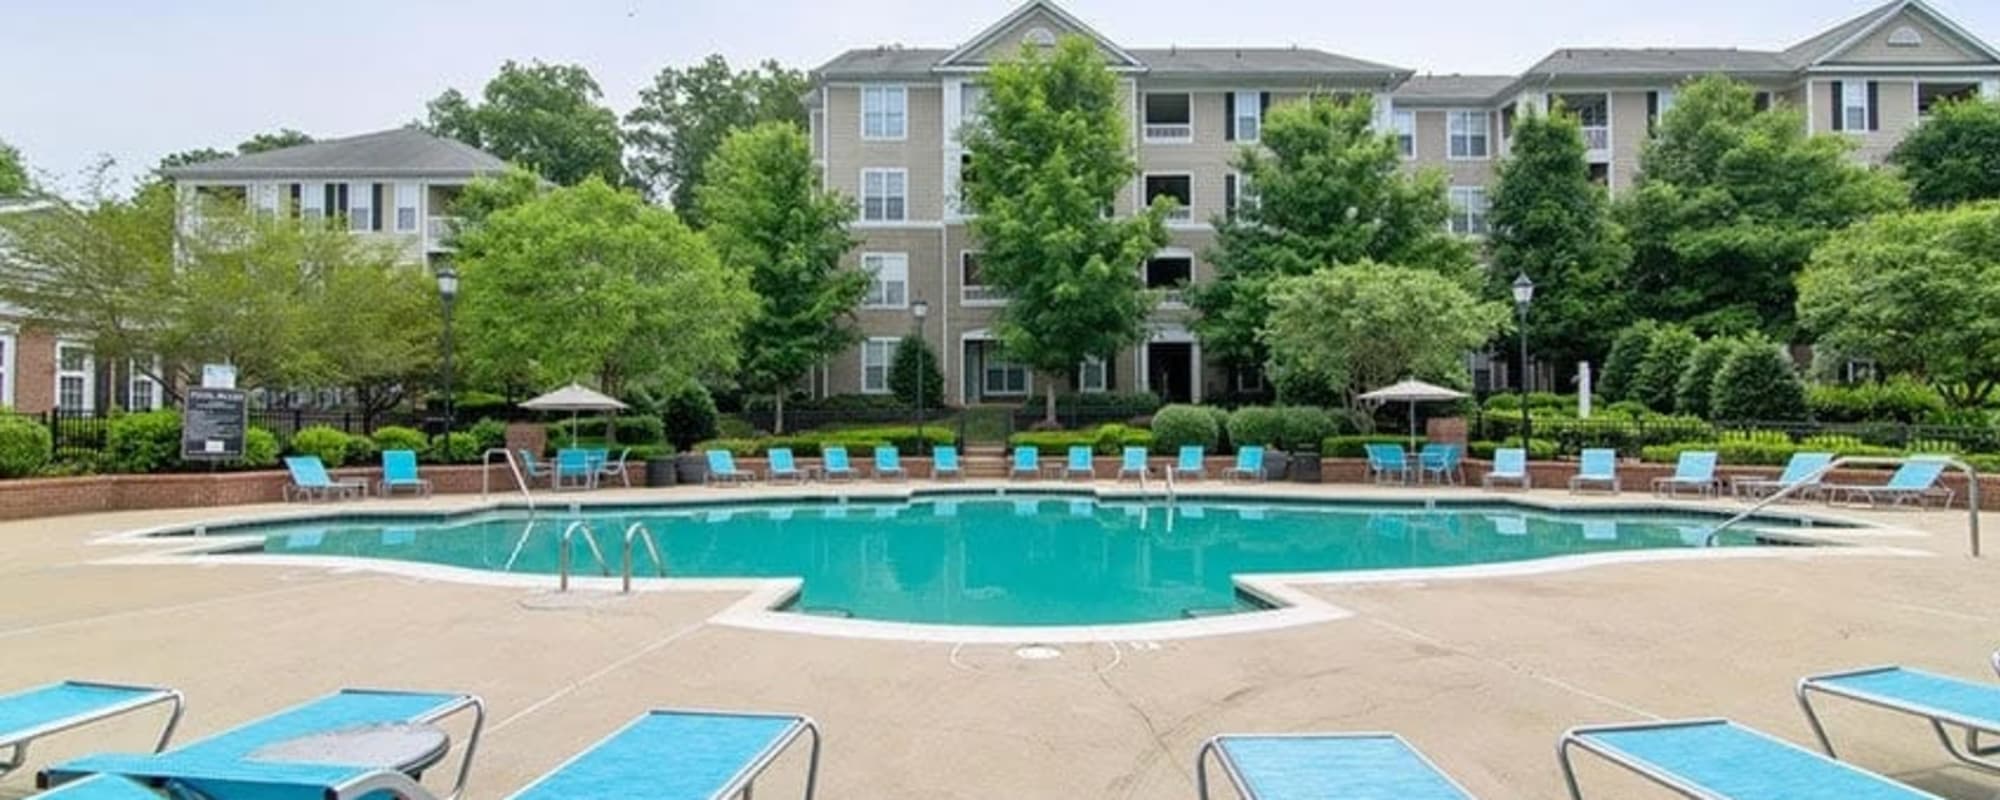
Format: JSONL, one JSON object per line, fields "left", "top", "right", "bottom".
{"left": 247, "top": 722, "right": 451, "bottom": 778}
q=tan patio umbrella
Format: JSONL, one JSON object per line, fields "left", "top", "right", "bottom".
{"left": 1358, "top": 379, "right": 1468, "bottom": 451}
{"left": 520, "top": 383, "right": 629, "bottom": 445}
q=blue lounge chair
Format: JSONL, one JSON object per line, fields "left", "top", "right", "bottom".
{"left": 1065, "top": 446, "right": 1095, "bottom": 480}
{"left": 1568, "top": 448, "right": 1620, "bottom": 494}
{"left": 554, "top": 448, "right": 595, "bottom": 490}
{"left": 1365, "top": 444, "right": 1412, "bottom": 485}
{"left": 506, "top": 709, "right": 820, "bottom": 800}
{"left": 874, "top": 446, "right": 907, "bottom": 481}
{"left": 1652, "top": 451, "right": 1720, "bottom": 498}
{"left": 1223, "top": 446, "right": 1265, "bottom": 483}
{"left": 33, "top": 774, "right": 170, "bottom": 799}
{"left": 1196, "top": 732, "right": 1473, "bottom": 800}
{"left": 1, "top": 682, "right": 182, "bottom": 780}
{"left": 1419, "top": 444, "right": 1464, "bottom": 486}
{"left": 1117, "top": 447, "right": 1149, "bottom": 481}
{"left": 822, "top": 446, "right": 856, "bottom": 482}
{"left": 1558, "top": 718, "right": 1937, "bottom": 799}
{"left": 767, "top": 448, "right": 804, "bottom": 484}
{"left": 283, "top": 456, "right": 367, "bottom": 502}
{"left": 1174, "top": 445, "right": 1207, "bottom": 481}
{"left": 42, "top": 688, "right": 485, "bottom": 800}
{"left": 705, "top": 450, "right": 755, "bottom": 486}
{"left": 596, "top": 447, "right": 631, "bottom": 488}
{"left": 1826, "top": 458, "right": 1953, "bottom": 509}
{"left": 516, "top": 449, "right": 551, "bottom": 489}
{"left": 1483, "top": 447, "right": 1530, "bottom": 489}
{"left": 378, "top": 450, "right": 431, "bottom": 498}
{"left": 1798, "top": 662, "right": 2000, "bottom": 773}
{"left": 1010, "top": 446, "right": 1041, "bottom": 480}
{"left": 1733, "top": 452, "right": 1834, "bottom": 501}
{"left": 931, "top": 445, "right": 962, "bottom": 480}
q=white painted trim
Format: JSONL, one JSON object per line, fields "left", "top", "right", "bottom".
{"left": 1445, "top": 108, "right": 1492, "bottom": 160}
{"left": 859, "top": 84, "right": 910, "bottom": 142}
{"left": 859, "top": 336, "right": 900, "bottom": 394}
{"left": 1140, "top": 91, "right": 1196, "bottom": 143}
{"left": 1141, "top": 171, "right": 1194, "bottom": 223}
{"left": 1806, "top": 78, "right": 1818, "bottom": 134}
{"left": 858, "top": 168, "right": 909, "bottom": 223}
{"left": 1392, "top": 109, "right": 1417, "bottom": 160}
{"left": 0, "top": 332, "right": 14, "bottom": 409}
{"left": 1810, "top": 0, "right": 2000, "bottom": 68}
{"left": 54, "top": 340, "right": 93, "bottom": 412}
{"left": 819, "top": 85, "right": 831, "bottom": 188}
{"left": 936, "top": 0, "right": 1145, "bottom": 70}
{"left": 1232, "top": 89, "right": 1262, "bottom": 143}
{"left": 858, "top": 251, "right": 910, "bottom": 309}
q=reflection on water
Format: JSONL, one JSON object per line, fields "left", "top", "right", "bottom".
{"left": 256, "top": 499, "right": 1775, "bottom": 626}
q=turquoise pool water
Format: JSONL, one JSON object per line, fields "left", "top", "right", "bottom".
{"left": 244, "top": 494, "right": 1800, "bottom": 626}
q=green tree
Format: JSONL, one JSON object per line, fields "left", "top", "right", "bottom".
{"left": 1486, "top": 106, "right": 1629, "bottom": 379}
{"left": 1711, "top": 334, "right": 1807, "bottom": 421}
{"left": 887, "top": 333, "right": 944, "bottom": 410}
{"left": 626, "top": 55, "right": 809, "bottom": 221}
{"left": 1618, "top": 75, "right": 1904, "bottom": 337}
{"left": 1261, "top": 261, "right": 1509, "bottom": 409}
{"left": 697, "top": 121, "right": 864, "bottom": 432}
{"left": 0, "top": 139, "right": 27, "bottom": 196}
{"left": 1630, "top": 324, "right": 1699, "bottom": 412}
{"left": 236, "top": 128, "right": 314, "bottom": 154}
{"left": 960, "top": 36, "right": 1169, "bottom": 423}
{"left": 1597, "top": 321, "right": 1660, "bottom": 403}
{"left": 293, "top": 247, "right": 440, "bottom": 427}
{"left": 161, "top": 208, "right": 345, "bottom": 389}
{"left": 1890, "top": 97, "right": 2000, "bottom": 208}
{"left": 426, "top": 61, "right": 625, "bottom": 186}
{"left": 155, "top": 147, "right": 234, "bottom": 173}
{"left": 453, "top": 178, "right": 753, "bottom": 396}
{"left": 1674, "top": 336, "right": 1738, "bottom": 418}
{"left": 1194, "top": 94, "right": 1474, "bottom": 382}
{"left": 1798, "top": 202, "right": 2000, "bottom": 408}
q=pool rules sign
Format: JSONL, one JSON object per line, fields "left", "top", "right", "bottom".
{"left": 181, "top": 387, "right": 248, "bottom": 461}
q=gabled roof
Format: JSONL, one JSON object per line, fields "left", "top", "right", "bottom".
{"left": 1783, "top": 0, "right": 2000, "bottom": 67}
{"left": 1393, "top": 74, "right": 1516, "bottom": 103}
{"left": 936, "top": 0, "right": 1142, "bottom": 70}
{"left": 162, "top": 128, "right": 510, "bottom": 181}
{"left": 1130, "top": 48, "right": 1408, "bottom": 81}
{"left": 1521, "top": 47, "right": 1797, "bottom": 79}
{"left": 816, "top": 47, "right": 954, "bottom": 80}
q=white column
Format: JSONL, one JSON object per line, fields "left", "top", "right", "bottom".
{"left": 1982, "top": 79, "right": 2000, "bottom": 100}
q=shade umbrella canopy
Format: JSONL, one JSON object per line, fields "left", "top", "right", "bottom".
{"left": 1359, "top": 379, "right": 1468, "bottom": 451}
{"left": 520, "top": 383, "right": 628, "bottom": 446}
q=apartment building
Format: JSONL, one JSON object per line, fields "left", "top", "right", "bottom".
{"left": 808, "top": 0, "right": 1999, "bottom": 405}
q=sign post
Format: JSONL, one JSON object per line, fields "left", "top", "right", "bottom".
{"left": 181, "top": 387, "right": 248, "bottom": 462}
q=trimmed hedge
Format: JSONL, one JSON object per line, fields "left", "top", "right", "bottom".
{"left": 370, "top": 426, "right": 428, "bottom": 455}
{"left": 550, "top": 415, "right": 667, "bottom": 445}
{"left": 1322, "top": 435, "right": 1428, "bottom": 458}
{"left": 104, "top": 410, "right": 181, "bottom": 474}
{"left": 1468, "top": 438, "right": 1559, "bottom": 460}
{"left": 430, "top": 432, "right": 480, "bottom": 464}
{"left": 243, "top": 428, "right": 281, "bottom": 468}
{"left": 1226, "top": 407, "right": 1286, "bottom": 449}
{"left": 1009, "top": 423, "right": 1153, "bottom": 455}
{"left": 696, "top": 425, "right": 955, "bottom": 457}
{"left": 1149, "top": 404, "right": 1219, "bottom": 453}
{"left": 1807, "top": 377, "right": 1948, "bottom": 424}
{"left": 289, "top": 425, "right": 356, "bottom": 467}
{"left": 0, "top": 416, "right": 52, "bottom": 478}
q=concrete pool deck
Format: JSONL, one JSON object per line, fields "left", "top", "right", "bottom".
{"left": 1, "top": 481, "right": 1995, "bottom": 798}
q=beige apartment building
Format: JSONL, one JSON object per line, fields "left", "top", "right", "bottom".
{"left": 807, "top": 0, "right": 2000, "bottom": 405}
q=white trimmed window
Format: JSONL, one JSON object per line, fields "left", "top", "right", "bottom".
{"left": 1144, "top": 174, "right": 1193, "bottom": 222}
{"left": 961, "top": 250, "right": 1005, "bottom": 304}
{"left": 1143, "top": 93, "right": 1193, "bottom": 142}
{"left": 348, "top": 181, "right": 373, "bottom": 232}
{"left": 861, "top": 85, "right": 907, "bottom": 140}
{"left": 1447, "top": 110, "right": 1490, "bottom": 159}
{"left": 125, "top": 358, "right": 161, "bottom": 411}
{"left": 861, "top": 338, "right": 899, "bottom": 394}
{"left": 1233, "top": 90, "right": 1262, "bottom": 142}
{"left": 861, "top": 252, "right": 909, "bottom": 308}
{"left": 56, "top": 342, "right": 92, "bottom": 412}
{"left": 1393, "top": 111, "right": 1416, "bottom": 158}
{"left": 1842, "top": 81, "right": 1870, "bottom": 132}
{"left": 395, "top": 183, "right": 419, "bottom": 232}
{"left": 860, "top": 169, "right": 907, "bottom": 222}
{"left": 960, "top": 83, "right": 986, "bottom": 129}
{"left": 983, "top": 356, "right": 1029, "bottom": 396}
{"left": 253, "top": 183, "right": 280, "bottom": 218}
{"left": 1448, "top": 186, "right": 1489, "bottom": 236}
{"left": 1078, "top": 356, "right": 1107, "bottom": 393}
{"left": 300, "top": 182, "right": 326, "bottom": 221}
{"left": 0, "top": 332, "right": 13, "bottom": 408}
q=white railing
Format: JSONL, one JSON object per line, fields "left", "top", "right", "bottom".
{"left": 426, "top": 215, "right": 461, "bottom": 251}
{"left": 1157, "top": 289, "right": 1187, "bottom": 307}
{"left": 1144, "top": 123, "right": 1193, "bottom": 142}
{"left": 962, "top": 285, "right": 1009, "bottom": 304}
{"left": 1582, "top": 125, "right": 1610, "bottom": 152}
{"left": 1164, "top": 206, "right": 1193, "bottom": 223}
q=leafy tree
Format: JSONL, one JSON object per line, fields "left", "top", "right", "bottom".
{"left": 1194, "top": 94, "right": 1474, "bottom": 382}
{"left": 450, "top": 166, "right": 545, "bottom": 228}
{"left": 1630, "top": 324, "right": 1698, "bottom": 412}
{"left": 161, "top": 208, "right": 346, "bottom": 389}
{"left": 1486, "top": 106, "right": 1629, "bottom": 380}
{"left": 1890, "top": 97, "right": 2000, "bottom": 208}
{"left": 1618, "top": 75, "right": 1904, "bottom": 337}
{"left": 887, "top": 333, "right": 944, "bottom": 410}
{"left": 1674, "top": 336, "right": 1738, "bottom": 418}
{"left": 426, "top": 61, "right": 625, "bottom": 186}
{"left": 626, "top": 55, "right": 809, "bottom": 221}
{"left": 155, "top": 147, "right": 234, "bottom": 173}
{"left": 0, "top": 139, "right": 27, "bottom": 196}
{"left": 1261, "top": 261, "right": 1509, "bottom": 409}
{"left": 1798, "top": 202, "right": 2000, "bottom": 408}
{"left": 236, "top": 128, "right": 314, "bottom": 154}
{"left": 960, "top": 36, "right": 1169, "bottom": 424}
{"left": 453, "top": 177, "right": 753, "bottom": 396}
{"left": 293, "top": 246, "right": 440, "bottom": 427}
{"left": 696, "top": 121, "right": 863, "bottom": 432}
{"left": 1711, "top": 334, "right": 1807, "bottom": 421}
{"left": 1597, "top": 321, "right": 1660, "bottom": 402}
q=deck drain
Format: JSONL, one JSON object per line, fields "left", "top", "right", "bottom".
{"left": 1014, "top": 644, "right": 1062, "bottom": 661}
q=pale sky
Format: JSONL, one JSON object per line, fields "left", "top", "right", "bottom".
{"left": 3, "top": 0, "right": 1994, "bottom": 194}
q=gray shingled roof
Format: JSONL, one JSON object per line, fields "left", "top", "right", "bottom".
{"left": 1393, "top": 74, "right": 1515, "bottom": 103}
{"left": 163, "top": 128, "right": 510, "bottom": 181}
{"left": 814, "top": 45, "right": 1406, "bottom": 80}
{"left": 1520, "top": 47, "right": 1797, "bottom": 79}
{"left": 1784, "top": 0, "right": 1902, "bottom": 66}
{"left": 816, "top": 48, "right": 952, "bottom": 78}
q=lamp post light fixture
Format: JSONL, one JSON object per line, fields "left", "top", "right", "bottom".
{"left": 1511, "top": 273, "right": 1535, "bottom": 447}
{"left": 911, "top": 298, "right": 930, "bottom": 453}
{"left": 436, "top": 266, "right": 459, "bottom": 447}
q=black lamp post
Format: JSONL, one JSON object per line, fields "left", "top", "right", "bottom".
{"left": 1511, "top": 273, "right": 1535, "bottom": 446}
{"left": 911, "top": 298, "right": 929, "bottom": 454}
{"left": 437, "top": 266, "right": 459, "bottom": 446}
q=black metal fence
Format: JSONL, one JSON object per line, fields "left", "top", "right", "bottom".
{"left": 27, "top": 406, "right": 423, "bottom": 458}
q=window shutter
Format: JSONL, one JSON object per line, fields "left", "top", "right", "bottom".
{"left": 1830, "top": 81, "right": 1843, "bottom": 131}
{"left": 1224, "top": 92, "right": 1235, "bottom": 141}
{"left": 372, "top": 184, "right": 386, "bottom": 231}
{"left": 1866, "top": 81, "right": 1879, "bottom": 131}
{"left": 1647, "top": 91, "right": 1659, "bottom": 134}
{"left": 1260, "top": 92, "right": 1271, "bottom": 114}
{"left": 1224, "top": 174, "right": 1238, "bottom": 215}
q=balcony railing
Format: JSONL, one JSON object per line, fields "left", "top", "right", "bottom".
{"left": 962, "top": 285, "right": 1009, "bottom": 304}
{"left": 426, "top": 216, "right": 461, "bottom": 251}
{"left": 1582, "top": 125, "right": 1610, "bottom": 153}
{"left": 1164, "top": 206, "right": 1193, "bottom": 223}
{"left": 1143, "top": 123, "right": 1192, "bottom": 142}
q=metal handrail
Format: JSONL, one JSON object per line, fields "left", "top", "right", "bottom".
{"left": 1164, "top": 464, "right": 1177, "bottom": 505}
{"left": 1705, "top": 455, "right": 1982, "bottom": 556}
{"left": 621, "top": 521, "right": 666, "bottom": 594}
{"left": 557, "top": 520, "right": 610, "bottom": 592}
{"left": 482, "top": 448, "right": 535, "bottom": 511}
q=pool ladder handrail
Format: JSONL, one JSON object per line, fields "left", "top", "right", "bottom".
{"left": 1704, "top": 454, "right": 1981, "bottom": 556}
{"left": 621, "top": 521, "right": 666, "bottom": 594}
{"left": 481, "top": 448, "right": 535, "bottom": 512}
{"left": 557, "top": 520, "right": 611, "bottom": 592}
{"left": 1138, "top": 464, "right": 1177, "bottom": 505}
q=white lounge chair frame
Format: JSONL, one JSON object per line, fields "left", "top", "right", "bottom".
{"left": 1798, "top": 663, "right": 2000, "bottom": 774}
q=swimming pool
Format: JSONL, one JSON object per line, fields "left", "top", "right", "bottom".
{"left": 233, "top": 493, "right": 1812, "bottom": 626}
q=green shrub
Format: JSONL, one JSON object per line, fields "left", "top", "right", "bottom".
{"left": 0, "top": 416, "right": 52, "bottom": 478}
{"left": 1149, "top": 404, "right": 1220, "bottom": 453}
{"left": 550, "top": 415, "right": 667, "bottom": 444}
{"left": 1026, "top": 391, "right": 1162, "bottom": 417}
{"left": 1467, "top": 437, "right": 1558, "bottom": 460}
{"left": 1712, "top": 337, "right": 1808, "bottom": 421}
{"left": 1632, "top": 325, "right": 1700, "bottom": 412}
{"left": 1322, "top": 435, "right": 1427, "bottom": 458}
{"left": 1641, "top": 435, "right": 1798, "bottom": 466}
{"left": 1009, "top": 424, "right": 1151, "bottom": 455}
{"left": 468, "top": 418, "right": 508, "bottom": 452}
{"left": 663, "top": 383, "right": 720, "bottom": 449}
{"left": 370, "top": 425, "right": 428, "bottom": 455}
{"left": 1206, "top": 406, "right": 1234, "bottom": 451}
{"left": 289, "top": 425, "right": 354, "bottom": 467}
{"left": 1674, "top": 337, "right": 1738, "bottom": 418}
{"left": 429, "top": 431, "right": 480, "bottom": 463}
{"left": 1277, "top": 406, "right": 1336, "bottom": 452}
{"left": 44, "top": 446, "right": 99, "bottom": 476}
{"left": 1798, "top": 433, "right": 1902, "bottom": 458}
{"left": 696, "top": 425, "right": 955, "bottom": 457}
{"left": 103, "top": 410, "right": 181, "bottom": 474}
{"left": 1483, "top": 393, "right": 1522, "bottom": 412}
{"left": 691, "top": 438, "right": 761, "bottom": 457}
{"left": 1599, "top": 321, "right": 1661, "bottom": 402}
{"left": 241, "top": 427, "right": 281, "bottom": 468}
{"left": 1807, "top": 376, "right": 1948, "bottom": 424}
{"left": 1906, "top": 438, "right": 1964, "bottom": 455}
{"left": 1602, "top": 400, "right": 1651, "bottom": 418}
{"left": 1226, "top": 406, "right": 1285, "bottom": 449}
{"left": 887, "top": 333, "right": 945, "bottom": 408}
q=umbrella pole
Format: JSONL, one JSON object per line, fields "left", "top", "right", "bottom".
{"left": 1408, "top": 402, "right": 1418, "bottom": 452}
